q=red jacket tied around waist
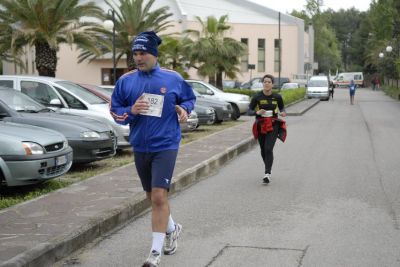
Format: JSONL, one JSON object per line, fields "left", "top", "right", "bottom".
{"left": 252, "top": 117, "right": 287, "bottom": 142}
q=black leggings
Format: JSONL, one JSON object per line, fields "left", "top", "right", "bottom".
{"left": 257, "top": 124, "right": 279, "bottom": 174}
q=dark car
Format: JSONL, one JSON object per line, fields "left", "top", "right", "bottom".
{"left": 273, "top": 77, "right": 291, "bottom": 89}
{"left": 195, "top": 104, "right": 215, "bottom": 126}
{"left": 193, "top": 90, "right": 232, "bottom": 123}
{"left": 0, "top": 88, "right": 117, "bottom": 164}
{"left": 0, "top": 122, "right": 73, "bottom": 186}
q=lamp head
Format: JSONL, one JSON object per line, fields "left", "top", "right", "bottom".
{"left": 103, "top": 20, "right": 114, "bottom": 31}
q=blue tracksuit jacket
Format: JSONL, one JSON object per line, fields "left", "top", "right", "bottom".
{"left": 110, "top": 64, "right": 196, "bottom": 152}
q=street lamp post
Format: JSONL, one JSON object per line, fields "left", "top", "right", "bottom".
{"left": 379, "top": 44, "right": 399, "bottom": 89}
{"left": 103, "top": 9, "right": 116, "bottom": 85}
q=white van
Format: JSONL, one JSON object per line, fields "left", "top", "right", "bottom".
{"left": 333, "top": 72, "right": 364, "bottom": 87}
{"left": 306, "top": 75, "right": 330, "bottom": 101}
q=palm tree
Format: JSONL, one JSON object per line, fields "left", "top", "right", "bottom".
{"left": 158, "top": 36, "right": 191, "bottom": 78}
{"left": 185, "top": 15, "right": 246, "bottom": 88}
{"left": 0, "top": 0, "right": 105, "bottom": 77}
{"left": 78, "top": 0, "right": 173, "bottom": 70}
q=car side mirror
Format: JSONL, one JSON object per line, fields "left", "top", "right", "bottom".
{"left": 206, "top": 89, "right": 214, "bottom": 95}
{"left": 49, "top": 98, "right": 62, "bottom": 107}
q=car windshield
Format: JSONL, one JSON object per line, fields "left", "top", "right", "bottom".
{"left": 203, "top": 82, "right": 224, "bottom": 93}
{"left": 0, "top": 89, "right": 47, "bottom": 112}
{"left": 308, "top": 80, "right": 328, "bottom": 87}
{"left": 56, "top": 81, "right": 107, "bottom": 104}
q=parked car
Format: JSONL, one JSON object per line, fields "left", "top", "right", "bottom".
{"left": 195, "top": 105, "right": 216, "bottom": 126}
{"left": 180, "top": 110, "right": 199, "bottom": 132}
{"left": 78, "top": 83, "right": 199, "bottom": 133}
{"left": 0, "top": 88, "right": 117, "bottom": 163}
{"left": 193, "top": 90, "right": 232, "bottom": 123}
{"left": 240, "top": 77, "right": 262, "bottom": 89}
{"left": 281, "top": 82, "right": 300, "bottom": 90}
{"left": 306, "top": 75, "right": 330, "bottom": 100}
{"left": 186, "top": 80, "right": 250, "bottom": 120}
{"left": 0, "top": 75, "right": 130, "bottom": 150}
{"left": 0, "top": 121, "right": 73, "bottom": 187}
{"left": 249, "top": 76, "right": 291, "bottom": 90}
{"left": 222, "top": 80, "right": 241, "bottom": 89}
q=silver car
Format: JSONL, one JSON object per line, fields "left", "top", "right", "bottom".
{"left": 0, "top": 75, "right": 130, "bottom": 150}
{"left": 186, "top": 80, "right": 250, "bottom": 120}
{"left": 0, "top": 122, "right": 73, "bottom": 186}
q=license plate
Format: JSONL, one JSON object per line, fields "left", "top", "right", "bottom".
{"left": 55, "top": 155, "right": 67, "bottom": 166}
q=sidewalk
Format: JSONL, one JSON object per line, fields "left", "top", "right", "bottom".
{"left": 0, "top": 98, "right": 319, "bottom": 267}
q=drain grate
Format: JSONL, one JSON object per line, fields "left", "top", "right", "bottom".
{"left": 206, "top": 245, "right": 308, "bottom": 267}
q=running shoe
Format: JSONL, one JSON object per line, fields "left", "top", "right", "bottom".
{"left": 164, "top": 223, "right": 182, "bottom": 255}
{"left": 263, "top": 173, "right": 271, "bottom": 184}
{"left": 142, "top": 250, "right": 161, "bottom": 267}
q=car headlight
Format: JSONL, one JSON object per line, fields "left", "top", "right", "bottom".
{"left": 206, "top": 108, "right": 215, "bottom": 114}
{"left": 240, "top": 95, "right": 250, "bottom": 101}
{"left": 80, "top": 131, "right": 101, "bottom": 139}
{"left": 22, "top": 142, "right": 44, "bottom": 155}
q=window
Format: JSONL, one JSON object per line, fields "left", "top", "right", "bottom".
{"left": 274, "top": 39, "right": 281, "bottom": 72}
{"left": 257, "top": 39, "right": 265, "bottom": 72}
{"left": 20, "top": 81, "right": 59, "bottom": 106}
{"left": 0, "top": 80, "right": 14, "bottom": 88}
{"left": 190, "top": 82, "right": 208, "bottom": 95}
{"left": 54, "top": 87, "right": 86, "bottom": 110}
{"left": 241, "top": 38, "right": 249, "bottom": 72}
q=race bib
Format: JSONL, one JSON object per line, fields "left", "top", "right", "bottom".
{"left": 140, "top": 93, "right": 164, "bottom": 117}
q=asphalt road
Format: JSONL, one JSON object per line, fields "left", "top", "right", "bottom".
{"left": 56, "top": 88, "right": 400, "bottom": 267}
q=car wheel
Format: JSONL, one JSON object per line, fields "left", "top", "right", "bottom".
{"left": 230, "top": 104, "right": 240, "bottom": 120}
{"left": 0, "top": 169, "right": 5, "bottom": 189}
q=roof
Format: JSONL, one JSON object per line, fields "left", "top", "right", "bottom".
{"left": 152, "top": 0, "right": 303, "bottom": 25}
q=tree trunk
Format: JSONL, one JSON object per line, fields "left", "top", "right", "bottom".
{"left": 208, "top": 75, "right": 216, "bottom": 86}
{"left": 216, "top": 71, "right": 223, "bottom": 90}
{"left": 35, "top": 41, "right": 57, "bottom": 77}
{"left": 127, "top": 50, "right": 135, "bottom": 71}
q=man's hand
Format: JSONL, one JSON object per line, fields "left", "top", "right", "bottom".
{"left": 131, "top": 95, "right": 149, "bottom": 115}
{"left": 175, "top": 105, "right": 188, "bottom": 122}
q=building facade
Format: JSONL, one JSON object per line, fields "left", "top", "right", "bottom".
{"left": 2, "top": 0, "right": 315, "bottom": 86}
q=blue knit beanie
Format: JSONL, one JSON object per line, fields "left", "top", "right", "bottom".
{"left": 131, "top": 31, "right": 162, "bottom": 57}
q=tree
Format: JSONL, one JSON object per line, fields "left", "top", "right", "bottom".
{"left": 158, "top": 36, "right": 191, "bottom": 78}
{"left": 78, "top": 0, "right": 173, "bottom": 70}
{"left": 295, "top": 0, "right": 342, "bottom": 74}
{"left": 185, "top": 15, "right": 246, "bottom": 88}
{"left": 369, "top": 0, "right": 399, "bottom": 80}
{"left": 327, "top": 8, "right": 365, "bottom": 71}
{"left": 0, "top": 0, "right": 104, "bottom": 77}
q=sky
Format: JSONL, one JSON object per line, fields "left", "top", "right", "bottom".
{"left": 248, "top": 0, "right": 372, "bottom": 14}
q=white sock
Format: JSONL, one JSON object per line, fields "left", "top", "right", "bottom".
{"left": 151, "top": 232, "right": 165, "bottom": 254}
{"left": 166, "top": 214, "right": 176, "bottom": 234}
